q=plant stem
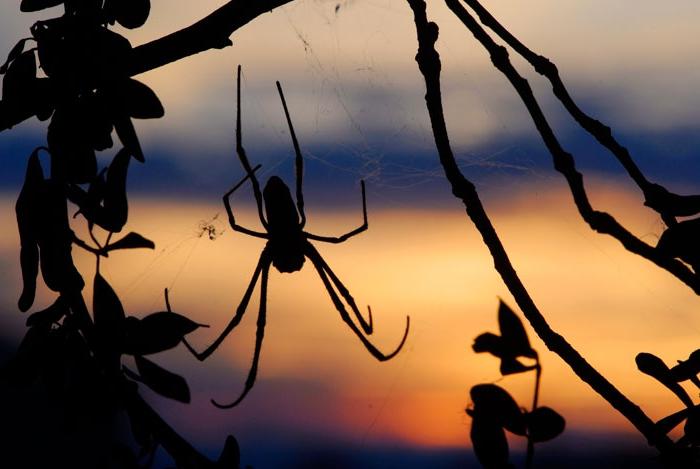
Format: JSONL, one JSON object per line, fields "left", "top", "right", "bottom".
{"left": 525, "top": 361, "right": 542, "bottom": 469}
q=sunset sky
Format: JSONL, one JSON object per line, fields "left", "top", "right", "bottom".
{"left": 1, "top": 1, "right": 700, "bottom": 467}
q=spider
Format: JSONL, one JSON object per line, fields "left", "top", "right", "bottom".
{"left": 184, "top": 66, "right": 410, "bottom": 409}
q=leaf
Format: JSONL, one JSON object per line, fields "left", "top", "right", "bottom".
{"left": 20, "top": 0, "right": 64, "bottom": 12}
{"left": 0, "top": 38, "right": 31, "bottom": 74}
{"left": 470, "top": 384, "right": 526, "bottom": 435}
{"left": 103, "top": 147, "right": 131, "bottom": 231}
{"left": 103, "top": 232, "right": 155, "bottom": 253}
{"left": 26, "top": 296, "right": 69, "bottom": 328}
{"left": 470, "top": 416, "right": 510, "bottom": 469}
{"left": 656, "top": 218, "right": 700, "bottom": 271}
{"left": 15, "top": 150, "right": 44, "bottom": 311}
{"left": 110, "top": 0, "right": 151, "bottom": 29}
{"left": 2, "top": 50, "right": 36, "bottom": 105}
{"left": 114, "top": 115, "right": 144, "bottom": 162}
{"left": 134, "top": 355, "right": 191, "bottom": 403}
{"left": 36, "top": 180, "right": 84, "bottom": 293}
{"left": 472, "top": 332, "right": 501, "bottom": 355}
{"left": 94, "top": 273, "right": 126, "bottom": 369}
{"left": 526, "top": 406, "right": 566, "bottom": 442}
{"left": 94, "top": 273, "right": 126, "bottom": 329}
{"left": 669, "top": 350, "right": 700, "bottom": 382}
{"left": 498, "top": 300, "right": 535, "bottom": 358}
{"left": 118, "top": 79, "right": 164, "bottom": 119}
{"left": 636, "top": 352, "right": 693, "bottom": 407}
{"left": 500, "top": 357, "right": 537, "bottom": 376}
{"left": 67, "top": 148, "right": 131, "bottom": 232}
{"left": 216, "top": 435, "right": 241, "bottom": 469}
{"left": 124, "top": 311, "right": 204, "bottom": 355}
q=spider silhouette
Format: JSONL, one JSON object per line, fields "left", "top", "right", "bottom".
{"left": 184, "top": 66, "right": 410, "bottom": 408}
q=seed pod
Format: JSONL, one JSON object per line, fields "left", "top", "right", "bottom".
{"left": 15, "top": 151, "right": 44, "bottom": 311}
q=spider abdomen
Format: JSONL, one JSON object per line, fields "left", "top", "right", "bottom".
{"left": 268, "top": 234, "right": 306, "bottom": 273}
{"left": 263, "top": 176, "right": 299, "bottom": 231}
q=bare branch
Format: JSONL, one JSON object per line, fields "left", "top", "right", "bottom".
{"left": 127, "top": 0, "right": 294, "bottom": 77}
{"left": 445, "top": 0, "right": 700, "bottom": 295}
{"left": 460, "top": 0, "right": 700, "bottom": 225}
{"left": 406, "top": 0, "right": 674, "bottom": 454}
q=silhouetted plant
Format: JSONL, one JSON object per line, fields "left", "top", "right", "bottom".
{"left": 183, "top": 66, "right": 410, "bottom": 408}
{"left": 1, "top": 1, "right": 244, "bottom": 467}
{"left": 635, "top": 350, "right": 700, "bottom": 465}
{"left": 467, "top": 300, "right": 565, "bottom": 468}
{"left": 1, "top": 0, "right": 698, "bottom": 467}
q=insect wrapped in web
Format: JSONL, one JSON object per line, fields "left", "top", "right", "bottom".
{"left": 183, "top": 66, "right": 410, "bottom": 408}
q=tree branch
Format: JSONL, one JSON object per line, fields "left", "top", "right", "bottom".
{"left": 444, "top": 0, "right": 700, "bottom": 295}
{"left": 406, "top": 0, "right": 674, "bottom": 454}
{"left": 460, "top": 0, "right": 700, "bottom": 225}
{"left": 127, "top": 0, "right": 294, "bottom": 77}
{"left": 0, "top": 0, "right": 294, "bottom": 132}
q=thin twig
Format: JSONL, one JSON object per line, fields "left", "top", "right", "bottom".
{"left": 525, "top": 361, "right": 542, "bottom": 469}
{"left": 444, "top": 0, "right": 700, "bottom": 295}
{"left": 406, "top": 0, "right": 674, "bottom": 454}
{"left": 460, "top": 1, "right": 652, "bottom": 192}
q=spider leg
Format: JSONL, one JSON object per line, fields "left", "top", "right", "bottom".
{"left": 236, "top": 65, "right": 268, "bottom": 229}
{"left": 305, "top": 181, "right": 368, "bottom": 243}
{"left": 212, "top": 258, "right": 270, "bottom": 408}
{"left": 223, "top": 163, "right": 268, "bottom": 239}
{"left": 276, "top": 80, "right": 306, "bottom": 228}
{"left": 183, "top": 250, "right": 270, "bottom": 361}
{"left": 304, "top": 242, "right": 410, "bottom": 361}
{"left": 305, "top": 242, "right": 373, "bottom": 334}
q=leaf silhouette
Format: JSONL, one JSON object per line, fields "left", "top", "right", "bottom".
{"left": 20, "top": 0, "right": 64, "bottom": 12}
{"left": 117, "top": 79, "right": 164, "bottom": 119}
{"left": 134, "top": 355, "right": 191, "bottom": 403}
{"left": 500, "top": 357, "right": 537, "bottom": 376}
{"left": 103, "top": 147, "right": 131, "bottom": 230}
{"left": 124, "top": 311, "right": 204, "bottom": 355}
{"left": 94, "top": 273, "right": 126, "bottom": 371}
{"left": 472, "top": 332, "right": 500, "bottom": 355}
{"left": 498, "top": 300, "right": 535, "bottom": 357}
{"left": 15, "top": 151, "right": 44, "bottom": 311}
{"left": 656, "top": 218, "right": 700, "bottom": 272}
{"left": 68, "top": 147, "right": 131, "bottom": 232}
{"left": 216, "top": 435, "right": 241, "bottom": 468}
{"left": 636, "top": 352, "right": 693, "bottom": 407}
{"left": 0, "top": 38, "right": 31, "bottom": 74}
{"left": 108, "top": 0, "right": 152, "bottom": 29}
{"left": 25, "top": 296, "right": 69, "bottom": 328}
{"left": 470, "top": 384, "right": 526, "bottom": 435}
{"left": 2, "top": 50, "right": 35, "bottom": 95}
{"left": 526, "top": 407, "right": 566, "bottom": 442}
{"left": 37, "top": 180, "right": 84, "bottom": 293}
{"left": 114, "top": 114, "right": 145, "bottom": 162}
{"left": 470, "top": 415, "right": 511, "bottom": 469}
{"left": 669, "top": 349, "right": 700, "bottom": 382}
{"left": 473, "top": 301, "right": 537, "bottom": 375}
{"left": 103, "top": 232, "right": 155, "bottom": 253}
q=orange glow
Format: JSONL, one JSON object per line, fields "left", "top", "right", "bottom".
{"left": 1, "top": 177, "right": 698, "bottom": 449}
